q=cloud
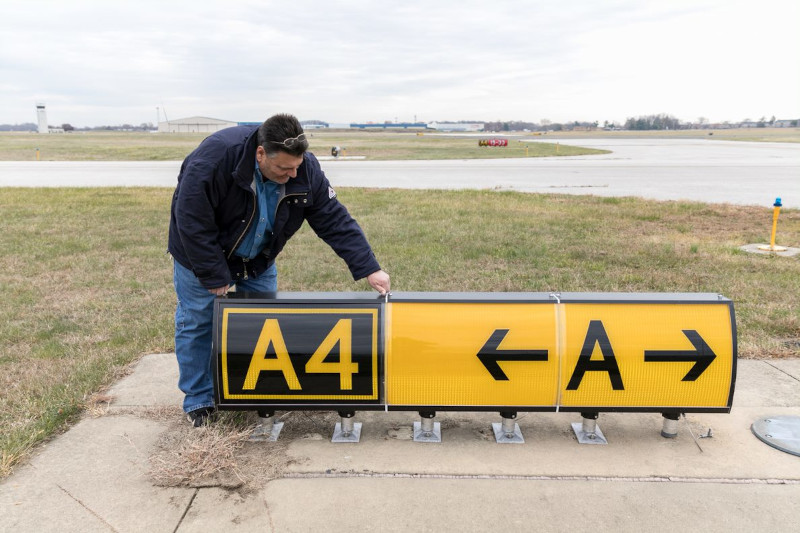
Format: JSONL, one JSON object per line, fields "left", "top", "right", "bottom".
{"left": 0, "top": 0, "right": 797, "bottom": 126}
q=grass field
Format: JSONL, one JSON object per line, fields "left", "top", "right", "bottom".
{"left": 0, "top": 130, "right": 607, "bottom": 161}
{"left": 1, "top": 186, "right": 798, "bottom": 477}
{"left": 1, "top": 127, "right": 798, "bottom": 162}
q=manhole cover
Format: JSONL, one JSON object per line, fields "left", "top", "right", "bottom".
{"left": 751, "top": 416, "right": 800, "bottom": 457}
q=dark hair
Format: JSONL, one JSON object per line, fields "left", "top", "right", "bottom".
{"left": 257, "top": 113, "right": 308, "bottom": 157}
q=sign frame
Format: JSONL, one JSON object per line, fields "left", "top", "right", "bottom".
{"left": 213, "top": 292, "right": 385, "bottom": 410}
{"left": 211, "top": 291, "right": 737, "bottom": 414}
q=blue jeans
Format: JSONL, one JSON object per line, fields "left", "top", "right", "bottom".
{"left": 173, "top": 260, "right": 277, "bottom": 413}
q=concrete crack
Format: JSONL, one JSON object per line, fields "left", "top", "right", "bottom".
{"left": 56, "top": 484, "right": 118, "bottom": 532}
{"left": 172, "top": 488, "right": 198, "bottom": 533}
{"left": 265, "top": 493, "right": 277, "bottom": 532}
{"left": 764, "top": 360, "right": 800, "bottom": 383}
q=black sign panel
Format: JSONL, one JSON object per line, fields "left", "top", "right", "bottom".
{"left": 214, "top": 301, "right": 381, "bottom": 406}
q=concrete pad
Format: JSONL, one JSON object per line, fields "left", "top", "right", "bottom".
{"left": 261, "top": 477, "right": 800, "bottom": 532}
{"left": 0, "top": 481, "right": 117, "bottom": 533}
{"left": 739, "top": 243, "right": 800, "bottom": 257}
{"left": 0, "top": 415, "right": 192, "bottom": 532}
{"left": 108, "top": 353, "right": 182, "bottom": 408}
{"left": 768, "top": 359, "right": 800, "bottom": 381}
{"left": 4, "top": 352, "right": 800, "bottom": 531}
{"left": 281, "top": 407, "right": 800, "bottom": 481}
{"left": 732, "top": 360, "right": 800, "bottom": 407}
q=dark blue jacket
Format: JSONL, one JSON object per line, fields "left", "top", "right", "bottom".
{"left": 168, "top": 125, "right": 381, "bottom": 289}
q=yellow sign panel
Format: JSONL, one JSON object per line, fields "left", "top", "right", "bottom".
{"left": 559, "top": 304, "right": 734, "bottom": 408}
{"left": 387, "top": 302, "right": 558, "bottom": 406}
{"left": 214, "top": 294, "right": 735, "bottom": 411}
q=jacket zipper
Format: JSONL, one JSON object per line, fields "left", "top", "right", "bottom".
{"left": 227, "top": 187, "right": 258, "bottom": 281}
{"left": 227, "top": 190, "right": 307, "bottom": 278}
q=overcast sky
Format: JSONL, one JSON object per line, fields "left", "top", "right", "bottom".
{"left": 2, "top": 0, "right": 798, "bottom": 127}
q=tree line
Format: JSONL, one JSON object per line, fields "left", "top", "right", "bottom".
{"left": 623, "top": 114, "right": 681, "bottom": 130}
{"left": 2, "top": 114, "right": 796, "bottom": 133}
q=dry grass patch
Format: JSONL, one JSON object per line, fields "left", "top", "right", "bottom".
{"left": 148, "top": 411, "right": 336, "bottom": 491}
{"left": 149, "top": 420, "right": 252, "bottom": 489}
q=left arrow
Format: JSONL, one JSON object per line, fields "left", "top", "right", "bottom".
{"left": 477, "top": 329, "right": 549, "bottom": 381}
{"left": 644, "top": 330, "right": 716, "bottom": 381}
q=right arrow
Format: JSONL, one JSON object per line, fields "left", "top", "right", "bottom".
{"left": 644, "top": 330, "right": 716, "bottom": 381}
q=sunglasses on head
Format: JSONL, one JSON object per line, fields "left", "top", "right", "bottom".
{"left": 270, "top": 133, "right": 307, "bottom": 148}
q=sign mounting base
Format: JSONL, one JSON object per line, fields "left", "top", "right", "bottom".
{"left": 492, "top": 421, "right": 525, "bottom": 444}
{"left": 572, "top": 421, "right": 608, "bottom": 445}
{"left": 751, "top": 416, "right": 800, "bottom": 457}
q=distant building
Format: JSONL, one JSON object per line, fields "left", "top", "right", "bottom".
{"left": 34, "top": 102, "right": 63, "bottom": 133}
{"left": 158, "top": 116, "right": 237, "bottom": 133}
{"left": 36, "top": 103, "right": 47, "bottom": 133}
{"left": 426, "top": 122, "right": 483, "bottom": 132}
{"left": 349, "top": 122, "right": 428, "bottom": 130}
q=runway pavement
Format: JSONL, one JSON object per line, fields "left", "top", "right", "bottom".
{"left": 1, "top": 138, "right": 797, "bottom": 207}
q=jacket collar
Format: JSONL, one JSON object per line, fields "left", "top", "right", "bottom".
{"left": 232, "top": 128, "right": 260, "bottom": 186}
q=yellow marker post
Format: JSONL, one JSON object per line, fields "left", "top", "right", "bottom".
{"left": 36, "top": 148, "right": 40, "bottom": 161}
{"left": 758, "top": 197, "right": 787, "bottom": 252}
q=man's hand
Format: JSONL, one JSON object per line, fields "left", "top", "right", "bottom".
{"left": 366, "top": 270, "right": 391, "bottom": 295}
{"left": 208, "top": 285, "right": 229, "bottom": 296}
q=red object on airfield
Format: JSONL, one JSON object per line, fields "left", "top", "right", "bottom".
{"left": 479, "top": 139, "right": 508, "bottom": 147}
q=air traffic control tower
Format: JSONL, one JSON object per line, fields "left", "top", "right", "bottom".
{"left": 36, "top": 102, "right": 48, "bottom": 134}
